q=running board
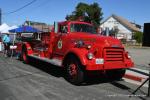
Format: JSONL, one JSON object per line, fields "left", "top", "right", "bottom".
{"left": 28, "top": 55, "right": 62, "bottom": 67}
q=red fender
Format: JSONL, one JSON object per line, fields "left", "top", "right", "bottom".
{"left": 64, "top": 48, "right": 88, "bottom": 66}
{"left": 22, "top": 42, "right": 33, "bottom": 55}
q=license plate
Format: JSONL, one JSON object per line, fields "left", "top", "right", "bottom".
{"left": 96, "top": 58, "right": 104, "bottom": 64}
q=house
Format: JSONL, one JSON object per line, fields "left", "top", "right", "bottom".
{"left": 100, "top": 14, "right": 141, "bottom": 40}
{"left": 24, "top": 21, "right": 53, "bottom": 32}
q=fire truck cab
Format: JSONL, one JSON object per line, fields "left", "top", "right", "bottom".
{"left": 21, "top": 21, "right": 134, "bottom": 85}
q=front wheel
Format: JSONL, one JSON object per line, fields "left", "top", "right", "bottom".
{"left": 65, "top": 57, "right": 84, "bottom": 85}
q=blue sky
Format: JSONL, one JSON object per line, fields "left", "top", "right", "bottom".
{"left": 0, "top": 0, "right": 150, "bottom": 26}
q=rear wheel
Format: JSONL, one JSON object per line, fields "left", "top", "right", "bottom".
{"left": 22, "top": 48, "right": 29, "bottom": 64}
{"left": 106, "top": 69, "right": 126, "bottom": 81}
{"left": 65, "top": 56, "right": 84, "bottom": 85}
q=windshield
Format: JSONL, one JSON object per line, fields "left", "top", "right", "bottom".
{"left": 70, "top": 23, "right": 96, "bottom": 34}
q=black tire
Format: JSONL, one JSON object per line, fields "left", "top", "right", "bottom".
{"left": 106, "top": 69, "right": 126, "bottom": 81}
{"left": 65, "top": 56, "right": 84, "bottom": 85}
{"left": 22, "top": 48, "right": 29, "bottom": 64}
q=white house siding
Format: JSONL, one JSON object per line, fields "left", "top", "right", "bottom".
{"left": 100, "top": 17, "right": 132, "bottom": 40}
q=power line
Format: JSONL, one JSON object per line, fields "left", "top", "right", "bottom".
{"left": 3, "top": 0, "right": 38, "bottom": 15}
{"left": 23, "top": 0, "right": 50, "bottom": 14}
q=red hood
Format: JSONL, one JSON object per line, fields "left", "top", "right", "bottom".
{"left": 70, "top": 32, "right": 122, "bottom": 47}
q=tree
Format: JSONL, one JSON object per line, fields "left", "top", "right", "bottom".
{"left": 66, "top": 2, "right": 103, "bottom": 29}
{"left": 133, "top": 32, "right": 143, "bottom": 43}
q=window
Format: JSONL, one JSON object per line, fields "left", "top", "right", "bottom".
{"left": 70, "top": 23, "right": 96, "bottom": 34}
{"left": 59, "top": 25, "right": 68, "bottom": 33}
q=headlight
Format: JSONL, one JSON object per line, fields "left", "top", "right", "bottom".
{"left": 87, "top": 53, "right": 93, "bottom": 60}
{"left": 126, "top": 52, "right": 131, "bottom": 59}
{"left": 128, "top": 53, "right": 131, "bottom": 59}
{"left": 87, "top": 45, "right": 92, "bottom": 49}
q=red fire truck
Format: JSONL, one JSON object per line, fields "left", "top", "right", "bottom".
{"left": 18, "top": 21, "right": 134, "bottom": 85}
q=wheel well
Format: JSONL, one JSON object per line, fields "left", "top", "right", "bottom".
{"left": 22, "top": 44, "right": 28, "bottom": 55}
{"left": 63, "top": 53, "right": 84, "bottom": 69}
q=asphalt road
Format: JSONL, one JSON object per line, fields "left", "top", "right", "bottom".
{"left": 0, "top": 48, "right": 149, "bottom": 100}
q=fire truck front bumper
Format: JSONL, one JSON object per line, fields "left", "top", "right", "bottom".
{"left": 85, "top": 58, "right": 134, "bottom": 71}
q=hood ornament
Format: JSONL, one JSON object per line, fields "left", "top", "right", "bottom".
{"left": 104, "top": 39, "right": 110, "bottom": 46}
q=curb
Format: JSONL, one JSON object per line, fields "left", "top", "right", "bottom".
{"left": 124, "top": 73, "right": 144, "bottom": 82}
{"left": 123, "top": 68, "right": 149, "bottom": 86}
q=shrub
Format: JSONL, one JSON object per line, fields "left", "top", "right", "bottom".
{"left": 133, "top": 32, "right": 143, "bottom": 43}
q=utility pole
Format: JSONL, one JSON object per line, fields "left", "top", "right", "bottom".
{"left": 0, "top": 8, "right": 1, "bottom": 25}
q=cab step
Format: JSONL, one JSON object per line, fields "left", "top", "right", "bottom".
{"left": 28, "top": 55, "right": 62, "bottom": 67}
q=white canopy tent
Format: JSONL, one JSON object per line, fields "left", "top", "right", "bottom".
{"left": 0, "top": 23, "right": 10, "bottom": 33}
{"left": 0, "top": 23, "right": 18, "bottom": 53}
{"left": 0, "top": 23, "right": 18, "bottom": 34}
{"left": 0, "top": 23, "right": 18, "bottom": 45}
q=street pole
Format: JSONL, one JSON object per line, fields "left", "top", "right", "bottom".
{"left": 0, "top": 8, "right": 1, "bottom": 25}
{"left": 148, "top": 64, "right": 150, "bottom": 96}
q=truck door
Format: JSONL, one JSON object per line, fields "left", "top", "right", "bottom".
{"left": 53, "top": 23, "right": 69, "bottom": 56}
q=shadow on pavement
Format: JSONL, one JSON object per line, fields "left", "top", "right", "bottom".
{"left": 28, "top": 57, "right": 65, "bottom": 78}
{"left": 19, "top": 57, "right": 149, "bottom": 99}
{"left": 27, "top": 57, "right": 127, "bottom": 86}
{"left": 110, "top": 81, "right": 130, "bottom": 90}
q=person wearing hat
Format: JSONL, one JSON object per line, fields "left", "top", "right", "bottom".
{"left": 2, "top": 33, "right": 10, "bottom": 57}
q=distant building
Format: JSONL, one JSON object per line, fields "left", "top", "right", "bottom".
{"left": 100, "top": 14, "right": 141, "bottom": 40}
{"left": 24, "top": 21, "right": 53, "bottom": 32}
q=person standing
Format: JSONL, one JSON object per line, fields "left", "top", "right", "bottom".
{"left": 2, "top": 33, "right": 10, "bottom": 57}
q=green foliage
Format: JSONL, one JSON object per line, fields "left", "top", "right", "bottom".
{"left": 66, "top": 2, "right": 103, "bottom": 28}
{"left": 120, "top": 38, "right": 126, "bottom": 44}
{"left": 133, "top": 32, "right": 143, "bottom": 43}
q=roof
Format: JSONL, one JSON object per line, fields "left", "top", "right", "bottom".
{"left": 101, "top": 14, "right": 141, "bottom": 32}
{"left": 24, "top": 21, "right": 46, "bottom": 26}
{"left": 24, "top": 21, "right": 53, "bottom": 32}
{"left": 32, "top": 25, "right": 53, "bottom": 32}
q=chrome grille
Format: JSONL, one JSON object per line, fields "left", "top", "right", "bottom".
{"left": 104, "top": 48, "right": 124, "bottom": 62}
